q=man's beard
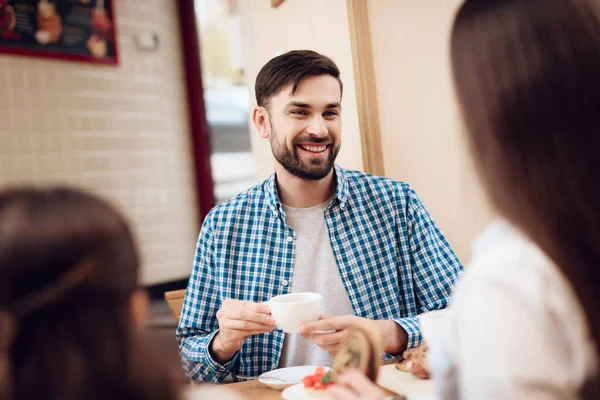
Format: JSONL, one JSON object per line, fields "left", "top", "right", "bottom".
{"left": 270, "top": 132, "right": 340, "bottom": 181}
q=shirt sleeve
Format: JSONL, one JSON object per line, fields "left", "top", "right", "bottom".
{"left": 176, "top": 216, "right": 239, "bottom": 383}
{"left": 399, "top": 186, "right": 463, "bottom": 349}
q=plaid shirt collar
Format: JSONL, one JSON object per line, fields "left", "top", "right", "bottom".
{"left": 265, "top": 164, "right": 350, "bottom": 217}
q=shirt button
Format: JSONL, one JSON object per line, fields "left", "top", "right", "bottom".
{"left": 286, "top": 236, "right": 293, "bottom": 242}
{"left": 282, "top": 280, "right": 289, "bottom": 287}
{"left": 272, "top": 211, "right": 279, "bottom": 217}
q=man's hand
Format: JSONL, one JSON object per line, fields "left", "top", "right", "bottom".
{"left": 328, "top": 370, "right": 389, "bottom": 400}
{"left": 299, "top": 315, "right": 408, "bottom": 356}
{"left": 210, "top": 299, "right": 277, "bottom": 364}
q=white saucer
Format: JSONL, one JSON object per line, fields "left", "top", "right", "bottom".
{"left": 259, "top": 365, "right": 330, "bottom": 390}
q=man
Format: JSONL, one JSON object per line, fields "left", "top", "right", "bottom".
{"left": 177, "top": 50, "right": 462, "bottom": 383}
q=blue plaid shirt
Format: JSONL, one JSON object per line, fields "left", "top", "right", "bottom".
{"left": 177, "top": 165, "right": 462, "bottom": 383}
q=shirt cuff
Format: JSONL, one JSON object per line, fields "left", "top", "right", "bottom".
{"left": 392, "top": 316, "right": 422, "bottom": 351}
{"left": 202, "top": 330, "right": 239, "bottom": 381}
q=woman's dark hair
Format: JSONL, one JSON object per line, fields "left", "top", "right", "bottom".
{"left": 451, "top": 0, "right": 600, "bottom": 395}
{"left": 0, "top": 187, "right": 179, "bottom": 400}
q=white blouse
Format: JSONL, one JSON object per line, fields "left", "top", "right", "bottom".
{"left": 421, "top": 220, "right": 597, "bottom": 400}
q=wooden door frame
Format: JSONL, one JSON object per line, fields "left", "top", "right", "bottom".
{"left": 176, "top": 0, "right": 216, "bottom": 226}
{"left": 346, "top": 0, "right": 385, "bottom": 176}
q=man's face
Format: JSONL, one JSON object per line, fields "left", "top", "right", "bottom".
{"left": 265, "top": 75, "right": 342, "bottom": 180}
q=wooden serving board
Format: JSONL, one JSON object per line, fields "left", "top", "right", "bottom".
{"left": 376, "top": 364, "right": 437, "bottom": 398}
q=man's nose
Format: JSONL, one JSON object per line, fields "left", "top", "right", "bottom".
{"left": 306, "top": 115, "right": 328, "bottom": 137}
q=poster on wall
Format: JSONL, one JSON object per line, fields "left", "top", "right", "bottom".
{"left": 0, "top": 0, "right": 118, "bottom": 64}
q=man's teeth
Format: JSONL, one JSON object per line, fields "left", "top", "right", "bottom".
{"left": 300, "top": 145, "right": 327, "bottom": 153}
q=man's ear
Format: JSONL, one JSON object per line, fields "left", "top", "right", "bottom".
{"left": 252, "top": 106, "right": 271, "bottom": 139}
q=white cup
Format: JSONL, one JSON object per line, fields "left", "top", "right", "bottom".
{"left": 265, "top": 292, "right": 322, "bottom": 334}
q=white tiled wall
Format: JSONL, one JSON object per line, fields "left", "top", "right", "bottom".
{"left": 0, "top": 0, "right": 199, "bottom": 285}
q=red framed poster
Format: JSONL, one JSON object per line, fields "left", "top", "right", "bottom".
{"left": 0, "top": 0, "right": 118, "bottom": 65}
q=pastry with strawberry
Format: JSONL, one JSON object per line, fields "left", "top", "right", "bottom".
{"left": 302, "top": 367, "right": 334, "bottom": 399}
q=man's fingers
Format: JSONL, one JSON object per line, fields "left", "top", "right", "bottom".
{"left": 222, "top": 299, "right": 271, "bottom": 315}
{"left": 221, "top": 306, "right": 275, "bottom": 325}
{"left": 240, "top": 328, "right": 275, "bottom": 336}
{"left": 303, "top": 330, "right": 347, "bottom": 346}
{"left": 318, "top": 343, "right": 340, "bottom": 352}
{"left": 299, "top": 315, "right": 356, "bottom": 333}
{"left": 244, "top": 301, "right": 272, "bottom": 314}
{"left": 220, "top": 318, "right": 277, "bottom": 331}
{"left": 220, "top": 328, "right": 276, "bottom": 343}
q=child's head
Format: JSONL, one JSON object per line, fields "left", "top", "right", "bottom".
{"left": 0, "top": 187, "right": 173, "bottom": 400}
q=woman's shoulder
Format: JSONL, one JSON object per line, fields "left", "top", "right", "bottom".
{"left": 447, "top": 220, "right": 598, "bottom": 387}
{"left": 452, "top": 220, "right": 593, "bottom": 353}
{"left": 458, "top": 220, "right": 562, "bottom": 300}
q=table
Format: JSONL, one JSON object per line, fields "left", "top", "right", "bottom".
{"left": 225, "top": 364, "right": 437, "bottom": 399}
{"left": 226, "top": 379, "right": 286, "bottom": 400}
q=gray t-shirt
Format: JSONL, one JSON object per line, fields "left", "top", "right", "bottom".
{"left": 278, "top": 199, "right": 355, "bottom": 368}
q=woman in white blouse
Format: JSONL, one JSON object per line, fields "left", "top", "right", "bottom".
{"left": 329, "top": 0, "right": 600, "bottom": 399}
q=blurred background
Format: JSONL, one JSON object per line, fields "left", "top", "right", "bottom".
{"left": 0, "top": 0, "right": 491, "bottom": 353}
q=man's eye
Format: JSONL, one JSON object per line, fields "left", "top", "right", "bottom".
{"left": 324, "top": 111, "right": 339, "bottom": 117}
{"left": 291, "top": 110, "right": 308, "bottom": 116}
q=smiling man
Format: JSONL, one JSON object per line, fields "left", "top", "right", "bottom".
{"left": 176, "top": 50, "right": 463, "bottom": 383}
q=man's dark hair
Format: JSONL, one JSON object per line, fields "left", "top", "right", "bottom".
{"left": 255, "top": 50, "right": 343, "bottom": 108}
